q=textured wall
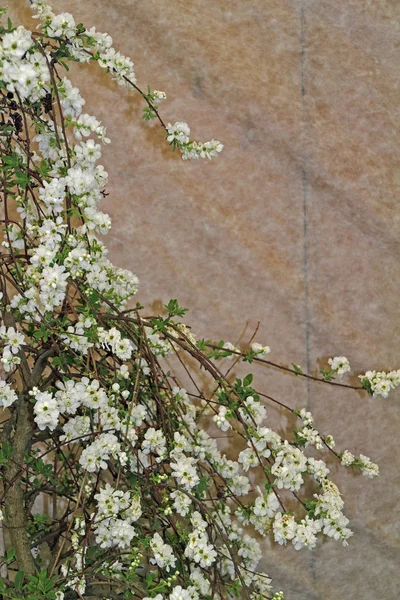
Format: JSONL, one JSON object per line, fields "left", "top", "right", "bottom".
{"left": 11, "top": 1, "right": 400, "bottom": 598}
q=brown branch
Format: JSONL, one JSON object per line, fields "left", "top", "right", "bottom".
{"left": 2, "top": 394, "right": 36, "bottom": 576}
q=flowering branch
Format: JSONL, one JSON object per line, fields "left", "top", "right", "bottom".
{"left": 0, "top": 3, "right": 396, "bottom": 600}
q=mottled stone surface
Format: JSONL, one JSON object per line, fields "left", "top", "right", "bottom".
{"left": 11, "top": 1, "right": 400, "bottom": 598}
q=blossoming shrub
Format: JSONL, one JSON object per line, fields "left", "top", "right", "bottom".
{"left": 0, "top": 3, "right": 398, "bottom": 599}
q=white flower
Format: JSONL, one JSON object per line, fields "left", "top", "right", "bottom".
{"left": 170, "top": 455, "right": 199, "bottom": 490}
{"left": 97, "top": 327, "right": 134, "bottom": 360}
{"left": 166, "top": 121, "right": 191, "bottom": 144}
{"left": 169, "top": 586, "right": 199, "bottom": 600}
{"left": 0, "top": 380, "right": 18, "bottom": 408}
{"left": 81, "top": 378, "right": 109, "bottom": 410}
{"left": 153, "top": 90, "right": 166, "bottom": 103}
{"left": 74, "top": 139, "right": 102, "bottom": 166}
{"left": 39, "top": 263, "right": 69, "bottom": 311}
{"left": 328, "top": 356, "right": 350, "bottom": 377}
{"left": 172, "top": 387, "right": 190, "bottom": 404}
{"left": 253, "top": 491, "right": 280, "bottom": 519}
{"left": 97, "top": 48, "right": 136, "bottom": 86}
{"left": 58, "top": 77, "right": 85, "bottom": 117}
{"left": 273, "top": 512, "right": 296, "bottom": 545}
{"left": 359, "top": 369, "right": 400, "bottom": 398}
{"left": 271, "top": 442, "right": 307, "bottom": 491}
{"left": 1, "top": 26, "right": 33, "bottom": 59}
{"left": 251, "top": 342, "right": 271, "bottom": 356}
{"left": 307, "top": 458, "right": 329, "bottom": 482}
{"left": 55, "top": 379, "right": 83, "bottom": 414}
{"left": 238, "top": 396, "right": 267, "bottom": 425}
{"left": 0, "top": 326, "right": 25, "bottom": 354}
{"left": 141, "top": 427, "right": 167, "bottom": 462}
{"left": 359, "top": 454, "right": 379, "bottom": 478}
{"left": 47, "top": 12, "right": 76, "bottom": 38}
{"left": 238, "top": 447, "right": 259, "bottom": 472}
{"left": 60, "top": 416, "right": 91, "bottom": 443}
{"left": 94, "top": 483, "right": 130, "bottom": 518}
{"left": 34, "top": 391, "right": 60, "bottom": 431}
{"left": 79, "top": 433, "right": 121, "bottom": 472}
{"left": 150, "top": 532, "right": 176, "bottom": 572}
{"left": 39, "top": 177, "right": 66, "bottom": 214}
{"left": 292, "top": 517, "right": 321, "bottom": 550}
{"left": 325, "top": 434, "right": 335, "bottom": 449}
{"left": 95, "top": 518, "right": 136, "bottom": 549}
{"left": 190, "top": 568, "right": 211, "bottom": 596}
{"left": 170, "top": 490, "right": 191, "bottom": 516}
{"left": 297, "top": 427, "right": 323, "bottom": 450}
{"left": 341, "top": 450, "right": 355, "bottom": 466}
{"left": 181, "top": 140, "right": 224, "bottom": 161}
{"left": 299, "top": 407, "right": 313, "bottom": 426}
{"left": 212, "top": 406, "right": 231, "bottom": 432}
{"left": 184, "top": 528, "right": 217, "bottom": 568}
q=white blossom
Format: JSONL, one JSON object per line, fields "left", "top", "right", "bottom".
{"left": 328, "top": 356, "right": 351, "bottom": 377}
{"left": 0, "top": 380, "right": 18, "bottom": 408}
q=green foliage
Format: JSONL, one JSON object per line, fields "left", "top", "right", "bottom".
{"left": 0, "top": 569, "right": 59, "bottom": 599}
{"left": 359, "top": 376, "right": 373, "bottom": 395}
{"left": 292, "top": 428, "right": 307, "bottom": 448}
{"left": 193, "top": 475, "right": 211, "bottom": 498}
{"left": 164, "top": 298, "right": 188, "bottom": 318}
{"left": 226, "top": 578, "right": 243, "bottom": 598}
{"left": 150, "top": 299, "right": 188, "bottom": 333}
{"left": 27, "top": 513, "right": 51, "bottom": 537}
{"left": 241, "top": 348, "right": 257, "bottom": 363}
{"left": 320, "top": 368, "right": 335, "bottom": 381}
{"left": 0, "top": 441, "right": 12, "bottom": 466}
{"left": 142, "top": 106, "right": 158, "bottom": 121}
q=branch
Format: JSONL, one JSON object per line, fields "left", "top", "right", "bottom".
{"left": 2, "top": 394, "right": 36, "bottom": 576}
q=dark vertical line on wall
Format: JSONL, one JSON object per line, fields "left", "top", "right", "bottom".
{"left": 301, "top": 6, "right": 307, "bottom": 97}
{"left": 300, "top": 4, "right": 311, "bottom": 410}
{"left": 301, "top": 1, "right": 317, "bottom": 589}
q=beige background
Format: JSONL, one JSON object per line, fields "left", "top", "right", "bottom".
{"left": 11, "top": 1, "right": 400, "bottom": 598}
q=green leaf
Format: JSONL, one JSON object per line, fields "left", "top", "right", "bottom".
{"left": 360, "top": 377, "right": 373, "bottom": 395}
{"left": 142, "top": 106, "right": 157, "bottom": 121}
{"left": 243, "top": 373, "right": 253, "bottom": 387}
{"left": 194, "top": 475, "right": 210, "bottom": 498}
{"left": 320, "top": 368, "right": 334, "bottom": 381}
{"left": 32, "top": 324, "right": 49, "bottom": 342}
{"left": 196, "top": 338, "right": 210, "bottom": 351}
{"left": 6, "top": 547, "right": 15, "bottom": 564}
{"left": 58, "top": 60, "right": 70, "bottom": 71}
{"left": 15, "top": 570, "right": 24, "bottom": 589}
{"left": 164, "top": 298, "right": 188, "bottom": 318}
{"left": 291, "top": 363, "right": 303, "bottom": 374}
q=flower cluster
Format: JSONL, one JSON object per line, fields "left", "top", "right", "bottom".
{"left": 94, "top": 483, "right": 141, "bottom": 549}
{"left": 0, "top": 380, "right": 18, "bottom": 408}
{"left": 184, "top": 512, "right": 217, "bottom": 568}
{"left": 166, "top": 121, "right": 224, "bottom": 160}
{"left": 150, "top": 532, "right": 177, "bottom": 572}
{"left": 340, "top": 450, "right": 379, "bottom": 478}
{"left": 0, "top": 326, "right": 25, "bottom": 372}
{"left": 359, "top": 369, "right": 400, "bottom": 398}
